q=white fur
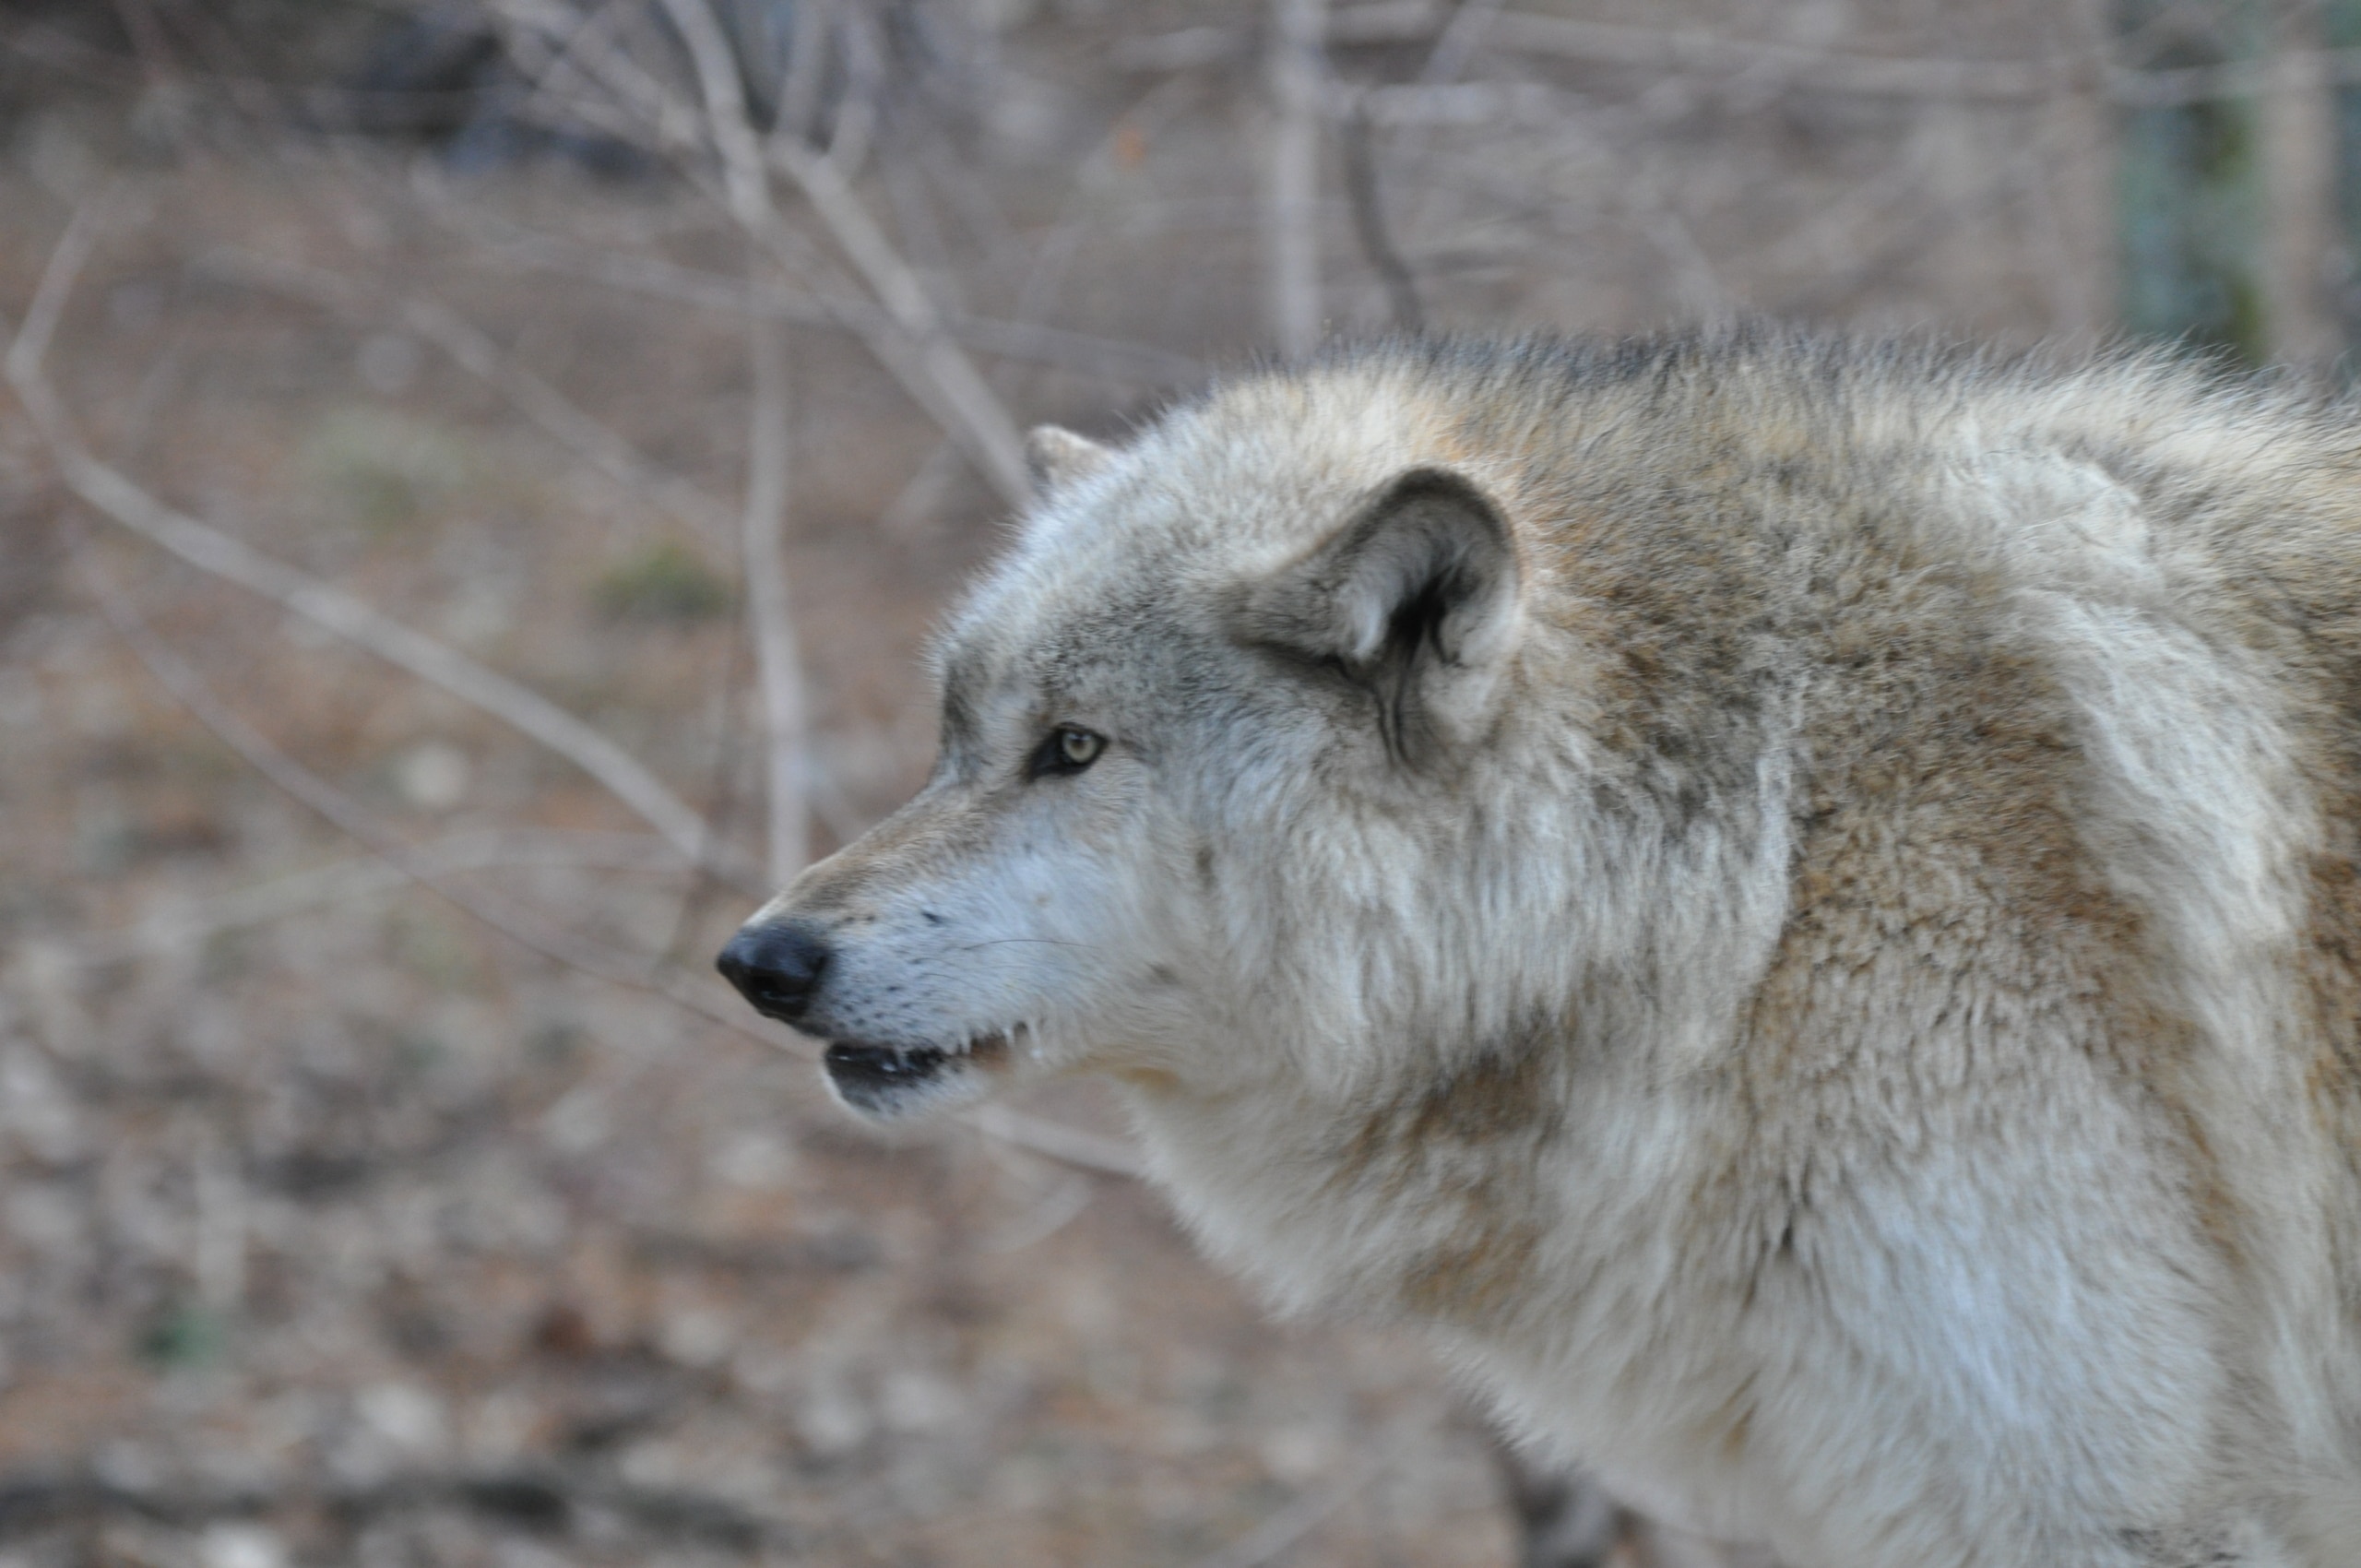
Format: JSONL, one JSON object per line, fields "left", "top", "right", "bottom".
{"left": 737, "top": 338, "right": 2361, "bottom": 1566}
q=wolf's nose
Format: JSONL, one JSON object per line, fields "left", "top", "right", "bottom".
{"left": 717, "top": 922, "right": 831, "bottom": 1025}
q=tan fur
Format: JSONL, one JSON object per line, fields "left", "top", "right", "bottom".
{"left": 724, "top": 332, "right": 2361, "bottom": 1566}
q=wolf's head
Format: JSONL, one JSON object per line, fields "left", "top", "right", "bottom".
{"left": 717, "top": 355, "right": 1740, "bottom": 1123}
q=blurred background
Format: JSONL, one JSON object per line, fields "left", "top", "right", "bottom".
{"left": 0, "top": 2, "right": 2351, "bottom": 1564}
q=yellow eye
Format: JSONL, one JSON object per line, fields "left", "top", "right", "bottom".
{"left": 1031, "top": 726, "right": 1106, "bottom": 778}
{"left": 1029, "top": 727, "right": 1109, "bottom": 778}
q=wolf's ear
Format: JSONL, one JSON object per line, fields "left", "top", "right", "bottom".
{"left": 1239, "top": 468, "right": 1521, "bottom": 754}
{"left": 1026, "top": 425, "right": 1114, "bottom": 493}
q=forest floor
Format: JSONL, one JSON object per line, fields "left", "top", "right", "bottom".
{"left": 0, "top": 108, "right": 1519, "bottom": 1568}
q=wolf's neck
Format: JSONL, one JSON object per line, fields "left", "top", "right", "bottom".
{"left": 1116, "top": 1048, "right": 1783, "bottom": 1548}
{"left": 1117, "top": 1042, "right": 1710, "bottom": 1331}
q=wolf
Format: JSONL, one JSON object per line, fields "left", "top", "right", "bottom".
{"left": 718, "top": 332, "right": 2361, "bottom": 1567}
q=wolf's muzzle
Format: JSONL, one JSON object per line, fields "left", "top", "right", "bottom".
{"left": 716, "top": 921, "right": 831, "bottom": 1025}
{"left": 822, "top": 1042, "right": 951, "bottom": 1111}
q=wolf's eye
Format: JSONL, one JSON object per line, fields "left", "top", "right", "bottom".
{"left": 1030, "top": 726, "right": 1105, "bottom": 778}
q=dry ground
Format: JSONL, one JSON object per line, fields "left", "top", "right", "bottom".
{"left": 0, "top": 125, "right": 1520, "bottom": 1568}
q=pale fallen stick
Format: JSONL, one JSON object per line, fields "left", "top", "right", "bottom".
{"left": 3, "top": 205, "right": 742, "bottom": 885}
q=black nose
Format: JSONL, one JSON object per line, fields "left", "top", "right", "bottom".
{"left": 716, "top": 921, "right": 831, "bottom": 1025}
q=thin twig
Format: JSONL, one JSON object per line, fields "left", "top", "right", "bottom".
{"left": 740, "top": 299, "right": 810, "bottom": 884}
{"left": 776, "top": 0, "right": 832, "bottom": 144}
{"left": 998, "top": 75, "right": 1205, "bottom": 386}
{"left": 647, "top": 0, "right": 1032, "bottom": 506}
{"left": 445, "top": 210, "right": 1203, "bottom": 386}
{"left": 656, "top": 600, "right": 756, "bottom": 972}
{"left": 1418, "top": 0, "right": 1504, "bottom": 84}
{"left": 464, "top": 10, "right": 1180, "bottom": 460}
{"left": 653, "top": 0, "right": 773, "bottom": 228}
{"left": 768, "top": 138, "right": 1033, "bottom": 505}
{"left": 192, "top": 248, "right": 735, "bottom": 541}
{"left": 58, "top": 829, "right": 685, "bottom": 968}
{"left": 653, "top": 0, "right": 813, "bottom": 884}
{"left": 1340, "top": 93, "right": 1424, "bottom": 332}
{"left": 77, "top": 554, "right": 799, "bottom": 1052}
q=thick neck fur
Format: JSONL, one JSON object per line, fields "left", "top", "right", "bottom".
{"left": 1116, "top": 672, "right": 1800, "bottom": 1443}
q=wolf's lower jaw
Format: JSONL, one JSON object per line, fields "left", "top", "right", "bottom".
{"left": 822, "top": 1030, "right": 1011, "bottom": 1117}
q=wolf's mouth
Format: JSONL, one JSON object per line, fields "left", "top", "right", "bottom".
{"left": 822, "top": 1031, "right": 1010, "bottom": 1115}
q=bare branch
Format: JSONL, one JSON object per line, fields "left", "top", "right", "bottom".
{"left": 40, "top": 422, "right": 730, "bottom": 874}
{"left": 192, "top": 248, "right": 735, "bottom": 540}
{"left": 776, "top": 0, "right": 833, "bottom": 144}
{"left": 4, "top": 197, "right": 110, "bottom": 386}
{"left": 77, "top": 555, "right": 801, "bottom": 1053}
{"left": 445, "top": 210, "right": 1204, "bottom": 387}
{"left": 1418, "top": 0, "right": 1504, "bottom": 84}
{"left": 768, "top": 138, "right": 1034, "bottom": 506}
{"left": 655, "top": 0, "right": 811, "bottom": 884}
{"left": 653, "top": 0, "right": 775, "bottom": 228}
{"left": 574, "top": 0, "right": 1034, "bottom": 507}
{"left": 741, "top": 307, "right": 810, "bottom": 884}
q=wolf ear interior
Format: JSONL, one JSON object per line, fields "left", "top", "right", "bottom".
{"left": 1026, "top": 425, "right": 1115, "bottom": 493}
{"left": 1240, "top": 468, "right": 1522, "bottom": 754}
